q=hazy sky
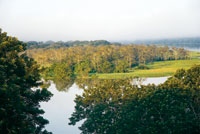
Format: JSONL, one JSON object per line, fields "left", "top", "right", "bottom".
{"left": 0, "top": 0, "right": 200, "bottom": 41}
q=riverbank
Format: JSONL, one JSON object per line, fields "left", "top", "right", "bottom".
{"left": 41, "top": 51, "right": 200, "bottom": 80}
{"left": 189, "top": 51, "right": 200, "bottom": 58}
{"left": 96, "top": 58, "right": 200, "bottom": 79}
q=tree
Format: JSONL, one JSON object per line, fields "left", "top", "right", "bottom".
{"left": 0, "top": 29, "right": 52, "bottom": 134}
{"left": 28, "top": 44, "right": 189, "bottom": 76}
{"left": 53, "top": 78, "right": 74, "bottom": 92}
{"left": 54, "top": 63, "right": 74, "bottom": 80}
{"left": 69, "top": 65, "right": 200, "bottom": 134}
{"left": 75, "top": 61, "right": 92, "bottom": 77}
{"left": 114, "top": 60, "right": 129, "bottom": 73}
{"left": 99, "top": 60, "right": 114, "bottom": 73}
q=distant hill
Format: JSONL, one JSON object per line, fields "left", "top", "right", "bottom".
{"left": 120, "top": 37, "right": 200, "bottom": 48}
{"left": 26, "top": 40, "right": 112, "bottom": 49}
{"left": 26, "top": 37, "right": 200, "bottom": 49}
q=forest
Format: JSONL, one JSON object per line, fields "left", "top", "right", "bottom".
{"left": 1, "top": 28, "right": 200, "bottom": 134}
{"left": 26, "top": 37, "right": 200, "bottom": 49}
{"left": 1, "top": 0, "right": 200, "bottom": 133}
{"left": 26, "top": 45, "right": 189, "bottom": 80}
{"left": 26, "top": 40, "right": 112, "bottom": 49}
{"left": 125, "top": 37, "right": 200, "bottom": 48}
{"left": 69, "top": 65, "right": 200, "bottom": 134}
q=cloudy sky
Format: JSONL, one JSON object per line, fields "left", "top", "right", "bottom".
{"left": 0, "top": 0, "right": 200, "bottom": 41}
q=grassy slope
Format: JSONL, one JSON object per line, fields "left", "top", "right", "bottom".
{"left": 41, "top": 51, "right": 200, "bottom": 79}
{"left": 189, "top": 51, "right": 200, "bottom": 58}
{"left": 96, "top": 58, "right": 200, "bottom": 79}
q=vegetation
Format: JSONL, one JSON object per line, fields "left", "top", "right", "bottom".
{"left": 27, "top": 45, "right": 189, "bottom": 80}
{"left": 27, "top": 37, "right": 200, "bottom": 49}
{"left": 0, "top": 29, "right": 52, "bottom": 133}
{"left": 69, "top": 65, "right": 200, "bottom": 134}
{"left": 97, "top": 59, "right": 200, "bottom": 79}
{"left": 132, "top": 37, "right": 200, "bottom": 48}
{"left": 1, "top": 27, "right": 199, "bottom": 133}
{"left": 26, "top": 40, "right": 111, "bottom": 49}
{"left": 189, "top": 51, "right": 200, "bottom": 58}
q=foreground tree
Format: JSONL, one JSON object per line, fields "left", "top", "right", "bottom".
{"left": 0, "top": 29, "right": 52, "bottom": 133}
{"left": 69, "top": 65, "right": 200, "bottom": 134}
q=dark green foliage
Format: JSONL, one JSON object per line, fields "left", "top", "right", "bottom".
{"left": 75, "top": 61, "right": 92, "bottom": 77}
{"left": 41, "top": 64, "right": 57, "bottom": 80}
{"left": 53, "top": 78, "right": 74, "bottom": 92}
{"left": 51, "top": 63, "right": 75, "bottom": 91}
{"left": 69, "top": 65, "right": 200, "bottom": 134}
{"left": 114, "top": 60, "right": 129, "bottom": 73}
{"left": 0, "top": 29, "right": 52, "bottom": 134}
{"left": 99, "top": 60, "right": 114, "bottom": 73}
{"left": 136, "top": 64, "right": 149, "bottom": 70}
{"left": 54, "top": 63, "right": 74, "bottom": 80}
{"left": 42, "top": 63, "right": 75, "bottom": 91}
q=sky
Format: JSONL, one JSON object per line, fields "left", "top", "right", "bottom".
{"left": 0, "top": 0, "right": 200, "bottom": 41}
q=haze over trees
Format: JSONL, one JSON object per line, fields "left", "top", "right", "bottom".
{"left": 26, "top": 40, "right": 111, "bottom": 49}
{"left": 129, "top": 37, "right": 200, "bottom": 48}
{"left": 0, "top": 29, "right": 52, "bottom": 133}
{"left": 26, "top": 37, "right": 200, "bottom": 49}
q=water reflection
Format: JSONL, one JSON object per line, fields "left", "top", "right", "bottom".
{"left": 53, "top": 78, "right": 75, "bottom": 92}
{"left": 69, "top": 73, "right": 200, "bottom": 134}
{"left": 40, "top": 82, "right": 83, "bottom": 134}
{"left": 41, "top": 77, "right": 168, "bottom": 134}
{"left": 51, "top": 77, "right": 160, "bottom": 92}
{"left": 184, "top": 47, "right": 200, "bottom": 52}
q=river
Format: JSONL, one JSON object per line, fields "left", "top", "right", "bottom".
{"left": 40, "top": 47, "right": 200, "bottom": 134}
{"left": 40, "top": 77, "right": 169, "bottom": 134}
{"left": 184, "top": 47, "right": 200, "bottom": 52}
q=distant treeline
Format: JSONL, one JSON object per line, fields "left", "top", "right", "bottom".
{"left": 27, "top": 45, "right": 189, "bottom": 78}
{"left": 26, "top": 37, "right": 200, "bottom": 49}
{"left": 26, "top": 40, "right": 113, "bottom": 49}
{"left": 130, "top": 37, "right": 200, "bottom": 48}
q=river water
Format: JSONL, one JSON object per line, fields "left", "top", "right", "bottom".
{"left": 184, "top": 47, "right": 200, "bottom": 52}
{"left": 40, "top": 77, "right": 169, "bottom": 134}
{"left": 40, "top": 47, "right": 200, "bottom": 134}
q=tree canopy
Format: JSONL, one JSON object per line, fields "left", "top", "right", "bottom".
{"left": 26, "top": 37, "right": 200, "bottom": 49}
{"left": 27, "top": 45, "right": 189, "bottom": 80}
{"left": 0, "top": 29, "right": 52, "bottom": 134}
{"left": 26, "top": 40, "right": 111, "bottom": 49}
{"left": 69, "top": 65, "right": 200, "bottom": 134}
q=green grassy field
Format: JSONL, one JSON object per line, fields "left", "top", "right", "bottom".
{"left": 96, "top": 58, "right": 200, "bottom": 79}
{"left": 41, "top": 50, "right": 200, "bottom": 79}
{"left": 189, "top": 51, "right": 200, "bottom": 58}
